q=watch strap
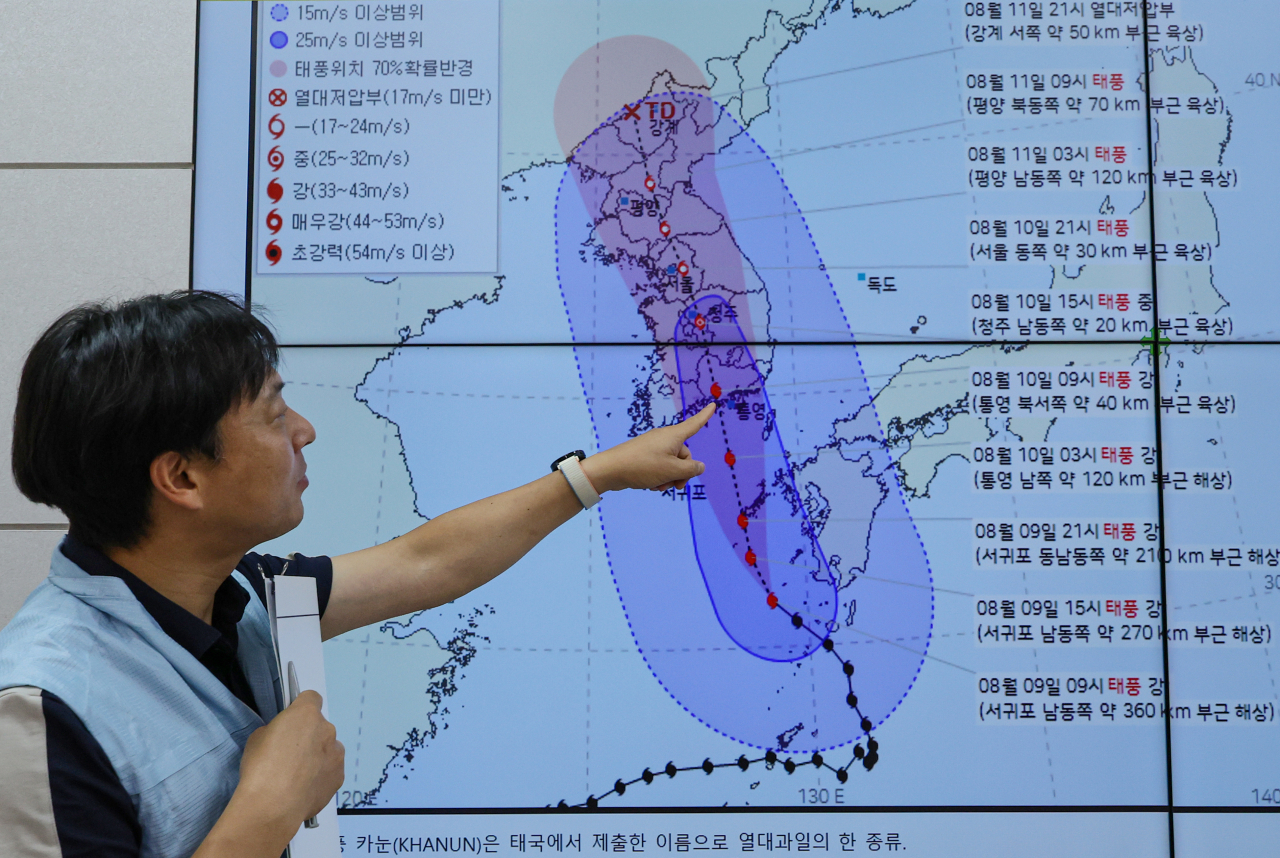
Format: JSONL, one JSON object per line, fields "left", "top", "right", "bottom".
{"left": 557, "top": 454, "right": 600, "bottom": 510}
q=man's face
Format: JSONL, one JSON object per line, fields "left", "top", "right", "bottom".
{"left": 200, "top": 371, "right": 316, "bottom": 547}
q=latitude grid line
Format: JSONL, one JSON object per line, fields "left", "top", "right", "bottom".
{"left": 277, "top": 339, "right": 1280, "bottom": 347}
{"left": 337, "top": 805, "right": 1280, "bottom": 816}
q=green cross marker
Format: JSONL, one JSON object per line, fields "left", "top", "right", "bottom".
{"left": 1140, "top": 329, "right": 1172, "bottom": 357}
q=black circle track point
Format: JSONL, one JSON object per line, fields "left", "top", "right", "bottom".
{"left": 566, "top": 596, "right": 892, "bottom": 806}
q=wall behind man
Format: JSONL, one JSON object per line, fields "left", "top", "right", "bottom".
{"left": 0, "top": 0, "right": 198, "bottom": 626}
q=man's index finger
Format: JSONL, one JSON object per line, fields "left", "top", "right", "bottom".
{"left": 678, "top": 403, "right": 716, "bottom": 439}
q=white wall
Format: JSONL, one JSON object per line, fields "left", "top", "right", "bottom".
{"left": 0, "top": 0, "right": 198, "bottom": 626}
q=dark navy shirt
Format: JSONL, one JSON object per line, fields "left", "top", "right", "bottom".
{"left": 33, "top": 537, "right": 333, "bottom": 857}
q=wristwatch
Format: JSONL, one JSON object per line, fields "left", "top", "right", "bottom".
{"left": 552, "top": 450, "right": 601, "bottom": 510}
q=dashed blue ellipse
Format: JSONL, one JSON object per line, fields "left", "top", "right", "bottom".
{"left": 270, "top": 4, "right": 289, "bottom": 22}
{"left": 554, "top": 91, "right": 936, "bottom": 753}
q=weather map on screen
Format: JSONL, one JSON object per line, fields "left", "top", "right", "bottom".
{"left": 192, "top": 1, "right": 1280, "bottom": 854}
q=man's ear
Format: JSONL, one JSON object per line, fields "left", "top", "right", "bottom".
{"left": 149, "top": 451, "right": 205, "bottom": 512}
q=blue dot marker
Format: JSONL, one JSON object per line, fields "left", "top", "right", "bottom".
{"left": 271, "top": 4, "right": 289, "bottom": 22}
{"left": 619, "top": 196, "right": 629, "bottom": 206}
{"left": 858, "top": 272, "right": 866, "bottom": 281}
{"left": 667, "top": 264, "right": 677, "bottom": 274}
{"left": 270, "top": 31, "right": 289, "bottom": 49}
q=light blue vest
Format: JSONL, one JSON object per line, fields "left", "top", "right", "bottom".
{"left": 0, "top": 543, "right": 282, "bottom": 858}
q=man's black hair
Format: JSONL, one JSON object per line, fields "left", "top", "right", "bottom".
{"left": 11, "top": 291, "right": 280, "bottom": 549}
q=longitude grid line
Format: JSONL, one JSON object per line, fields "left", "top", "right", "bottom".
{"left": 1140, "top": 8, "right": 1177, "bottom": 856}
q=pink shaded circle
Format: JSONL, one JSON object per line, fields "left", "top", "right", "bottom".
{"left": 269, "top": 60, "right": 288, "bottom": 78}
{"left": 553, "top": 35, "right": 707, "bottom": 158}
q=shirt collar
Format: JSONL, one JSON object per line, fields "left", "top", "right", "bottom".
{"left": 60, "top": 535, "right": 250, "bottom": 662}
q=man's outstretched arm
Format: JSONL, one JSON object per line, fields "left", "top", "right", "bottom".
{"left": 320, "top": 404, "right": 714, "bottom": 640}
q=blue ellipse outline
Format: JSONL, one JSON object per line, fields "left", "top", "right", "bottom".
{"left": 554, "top": 90, "right": 937, "bottom": 751}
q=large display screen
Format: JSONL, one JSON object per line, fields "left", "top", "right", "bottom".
{"left": 191, "top": 2, "right": 1280, "bottom": 853}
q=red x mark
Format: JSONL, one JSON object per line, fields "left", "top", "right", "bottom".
{"left": 621, "top": 102, "right": 641, "bottom": 121}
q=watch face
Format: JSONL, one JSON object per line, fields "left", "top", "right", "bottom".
{"left": 552, "top": 450, "right": 586, "bottom": 471}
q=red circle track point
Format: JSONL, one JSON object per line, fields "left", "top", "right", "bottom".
{"left": 694, "top": 315, "right": 706, "bottom": 329}
{"left": 737, "top": 513, "right": 749, "bottom": 530}
{"left": 745, "top": 549, "right": 757, "bottom": 567}
{"left": 710, "top": 382, "right": 722, "bottom": 398}
{"left": 767, "top": 593, "right": 778, "bottom": 609}
{"left": 724, "top": 450, "right": 736, "bottom": 466}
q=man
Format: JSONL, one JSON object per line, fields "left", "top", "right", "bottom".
{"left": 0, "top": 291, "right": 712, "bottom": 858}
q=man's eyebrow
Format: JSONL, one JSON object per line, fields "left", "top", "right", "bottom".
{"left": 267, "top": 378, "right": 286, "bottom": 399}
